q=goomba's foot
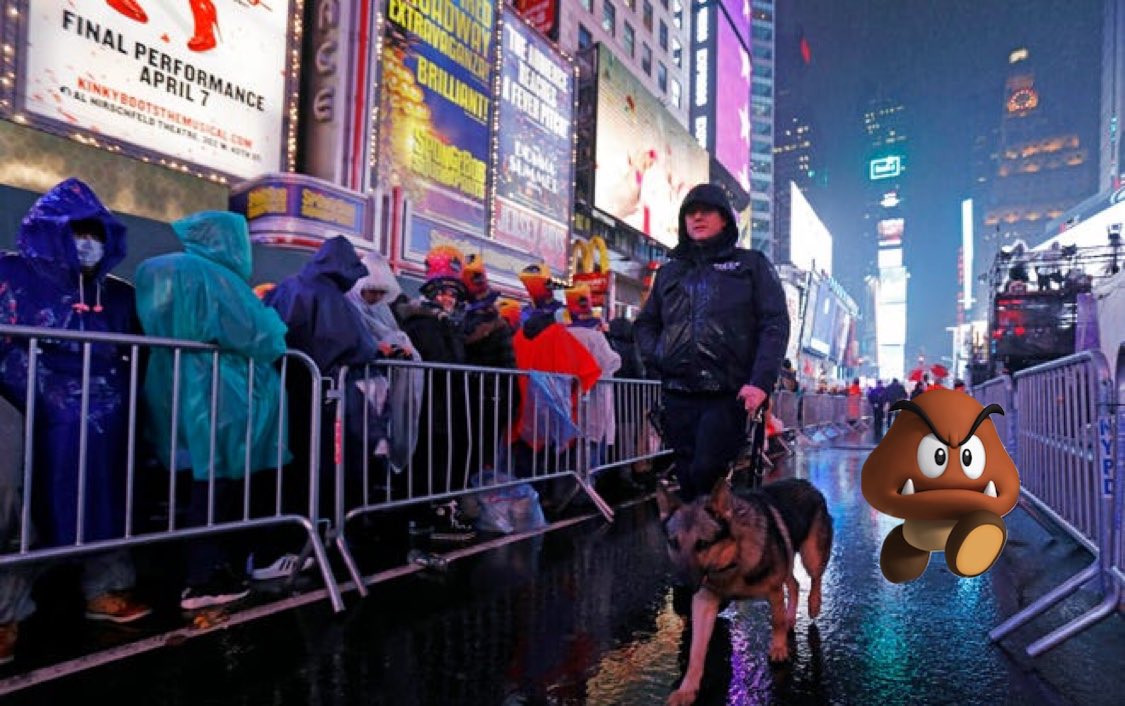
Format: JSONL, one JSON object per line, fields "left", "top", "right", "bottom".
{"left": 880, "top": 525, "right": 931, "bottom": 583}
{"left": 945, "top": 510, "right": 1006, "bottom": 577}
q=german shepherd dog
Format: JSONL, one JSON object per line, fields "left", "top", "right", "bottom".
{"left": 657, "top": 478, "right": 833, "bottom": 706}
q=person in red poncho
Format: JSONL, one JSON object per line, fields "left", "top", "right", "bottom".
{"left": 508, "top": 263, "right": 600, "bottom": 486}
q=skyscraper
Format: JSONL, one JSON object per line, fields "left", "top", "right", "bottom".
{"left": 772, "top": 110, "right": 817, "bottom": 264}
{"left": 1100, "top": 0, "right": 1125, "bottom": 192}
{"left": 748, "top": 1, "right": 775, "bottom": 254}
{"left": 981, "top": 49, "right": 1098, "bottom": 256}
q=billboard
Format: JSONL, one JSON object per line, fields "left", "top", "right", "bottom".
{"left": 781, "top": 279, "right": 803, "bottom": 363}
{"left": 877, "top": 218, "right": 904, "bottom": 248}
{"left": 492, "top": 10, "right": 574, "bottom": 274}
{"left": 514, "top": 0, "right": 558, "bottom": 39}
{"left": 376, "top": 0, "right": 496, "bottom": 237}
{"left": 805, "top": 278, "right": 836, "bottom": 356}
{"left": 714, "top": 1, "right": 751, "bottom": 191}
{"left": 789, "top": 182, "right": 833, "bottom": 275}
{"left": 18, "top": 0, "right": 295, "bottom": 178}
{"left": 594, "top": 46, "right": 709, "bottom": 249}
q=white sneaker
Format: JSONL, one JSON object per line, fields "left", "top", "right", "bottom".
{"left": 249, "top": 553, "right": 315, "bottom": 581}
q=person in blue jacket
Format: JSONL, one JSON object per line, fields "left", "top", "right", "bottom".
{"left": 135, "top": 211, "right": 290, "bottom": 610}
{"left": 635, "top": 183, "right": 790, "bottom": 501}
{"left": 264, "top": 236, "right": 383, "bottom": 543}
{"left": 0, "top": 179, "right": 151, "bottom": 664}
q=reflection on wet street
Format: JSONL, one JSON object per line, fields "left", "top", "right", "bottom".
{"left": 6, "top": 446, "right": 1123, "bottom": 705}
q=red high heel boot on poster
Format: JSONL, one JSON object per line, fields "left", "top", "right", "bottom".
{"left": 187, "top": 0, "right": 220, "bottom": 53}
{"left": 107, "top": 0, "right": 148, "bottom": 23}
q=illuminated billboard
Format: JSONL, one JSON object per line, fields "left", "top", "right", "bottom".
{"left": 781, "top": 279, "right": 803, "bottom": 363}
{"left": 877, "top": 218, "right": 904, "bottom": 247}
{"left": 594, "top": 46, "right": 709, "bottom": 249}
{"left": 789, "top": 182, "right": 833, "bottom": 275}
{"left": 514, "top": 0, "right": 558, "bottom": 39}
{"left": 714, "top": 0, "right": 751, "bottom": 190}
{"left": 17, "top": 0, "right": 297, "bottom": 178}
{"left": 492, "top": 10, "right": 574, "bottom": 274}
{"left": 869, "top": 155, "right": 903, "bottom": 180}
{"left": 375, "top": 0, "right": 496, "bottom": 237}
{"left": 805, "top": 278, "right": 835, "bottom": 356}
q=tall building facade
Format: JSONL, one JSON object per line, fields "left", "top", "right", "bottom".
{"left": 773, "top": 110, "right": 817, "bottom": 265}
{"left": 555, "top": 0, "right": 693, "bottom": 128}
{"left": 980, "top": 49, "right": 1098, "bottom": 257}
{"left": 748, "top": 1, "right": 776, "bottom": 254}
{"left": 861, "top": 96, "right": 910, "bottom": 382}
{"left": 1101, "top": 0, "right": 1125, "bottom": 192}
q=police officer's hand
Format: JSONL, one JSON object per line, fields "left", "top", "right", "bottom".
{"left": 737, "top": 384, "right": 768, "bottom": 414}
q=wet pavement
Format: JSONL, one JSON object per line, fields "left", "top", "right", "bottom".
{"left": 3, "top": 441, "right": 1124, "bottom": 705}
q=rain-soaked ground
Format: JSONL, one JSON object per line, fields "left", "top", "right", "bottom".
{"left": 3, "top": 443, "right": 1124, "bottom": 705}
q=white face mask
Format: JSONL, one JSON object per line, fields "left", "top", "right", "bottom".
{"left": 75, "top": 238, "right": 104, "bottom": 269}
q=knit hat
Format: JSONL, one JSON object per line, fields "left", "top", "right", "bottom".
{"left": 565, "top": 283, "right": 594, "bottom": 319}
{"left": 420, "top": 244, "right": 466, "bottom": 299}
{"left": 518, "top": 262, "right": 554, "bottom": 306}
{"left": 461, "top": 252, "right": 489, "bottom": 298}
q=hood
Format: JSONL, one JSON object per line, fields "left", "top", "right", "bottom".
{"left": 302, "top": 236, "right": 368, "bottom": 292}
{"left": 673, "top": 183, "right": 738, "bottom": 256}
{"left": 18, "top": 178, "right": 127, "bottom": 279}
{"left": 172, "top": 211, "right": 253, "bottom": 282}
{"left": 348, "top": 251, "right": 402, "bottom": 300}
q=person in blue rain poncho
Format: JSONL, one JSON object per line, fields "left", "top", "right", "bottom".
{"left": 0, "top": 179, "right": 152, "bottom": 664}
{"left": 265, "top": 237, "right": 384, "bottom": 540}
{"left": 135, "top": 211, "right": 290, "bottom": 610}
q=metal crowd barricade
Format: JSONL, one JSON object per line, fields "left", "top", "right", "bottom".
{"left": 773, "top": 389, "right": 799, "bottom": 430}
{"left": 0, "top": 323, "right": 344, "bottom": 613}
{"left": 585, "top": 377, "right": 671, "bottom": 477}
{"left": 330, "top": 359, "right": 614, "bottom": 592}
{"left": 970, "top": 374, "right": 1016, "bottom": 453}
{"left": 989, "top": 349, "right": 1118, "bottom": 657}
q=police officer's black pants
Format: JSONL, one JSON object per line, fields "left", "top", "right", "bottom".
{"left": 662, "top": 391, "right": 747, "bottom": 502}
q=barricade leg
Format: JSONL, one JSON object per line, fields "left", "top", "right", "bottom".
{"left": 1025, "top": 582, "right": 1121, "bottom": 656}
{"left": 988, "top": 560, "right": 1102, "bottom": 642}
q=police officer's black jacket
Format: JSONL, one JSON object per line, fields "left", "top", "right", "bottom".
{"left": 634, "top": 184, "right": 790, "bottom": 395}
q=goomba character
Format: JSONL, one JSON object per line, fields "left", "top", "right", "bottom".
{"left": 861, "top": 389, "right": 1019, "bottom": 583}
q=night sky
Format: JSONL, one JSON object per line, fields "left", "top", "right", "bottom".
{"left": 776, "top": 0, "right": 1104, "bottom": 368}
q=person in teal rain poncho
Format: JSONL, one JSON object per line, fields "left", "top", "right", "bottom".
{"left": 134, "top": 210, "right": 290, "bottom": 610}
{"left": 0, "top": 179, "right": 152, "bottom": 665}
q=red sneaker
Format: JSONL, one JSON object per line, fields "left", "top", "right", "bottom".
{"left": 85, "top": 591, "right": 153, "bottom": 624}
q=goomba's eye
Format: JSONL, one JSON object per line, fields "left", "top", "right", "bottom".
{"left": 959, "top": 435, "right": 987, "bottom": 479}
{"left": 916, "top": 433, "right": 948, "bottom": 478}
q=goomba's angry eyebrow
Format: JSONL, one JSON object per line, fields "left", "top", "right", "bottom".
{"left": 889, "top": 400, "right": 952, "bottom": 446}
{"left": 888, "top": 400, "right": 1006, "bottom": 448}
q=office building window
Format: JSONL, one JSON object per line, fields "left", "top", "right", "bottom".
{"left": 659, "top": 20, "right": 668, "bottom": 50}
{"left": 657, "top": 61, "right": 667, "bottom": 92}
{"left": 643, "top": 1, "right": 653, "bottom": 31}
{"left": 671, "top": 36, "right": 682, "bottom": 67}
{"left": 670, "top": 78, "right": 681, "bottom": 108}
{"left": 623, "top": 22, "right": 635, "bottom": 57}
{"left": 580, "top": 0, "right": 592, "bottom": 11}
{"left": 578, "top": 24, "right": 593, "bottom": 49}
{"left": 603, "top": 1, "right": 616, "bottom": 36}
{"left": 672, "top": 0, "right": 683, "bottom": 28}
{"left": 641, "top": 43, "right": 652, "bottom": 75}
{"left": 624, "top": 0, "right": 634, "bottom": 8}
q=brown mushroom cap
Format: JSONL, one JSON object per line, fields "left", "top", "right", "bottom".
{"left": 861, "top": 389, "right": 1019, "bottom": 521}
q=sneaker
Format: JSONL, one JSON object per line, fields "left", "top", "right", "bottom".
{"left": 431, "top": 500, "right": 476, "bottom": 542}
{"left": 180, "top": 575, "right": 251, "bottom": 611}
{"left": 249, "top": 553, "right": 315, "bottom": 581}
{"left": 0, "top": 622, "right": 16, "bottom": 666}
{"left": 85, "top": 591, "right": 153, "bottom": 624}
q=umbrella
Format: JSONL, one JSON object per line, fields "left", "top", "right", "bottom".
{"left": 908, "top": 368, "right": 926, "bottom": 383}
{"left": 930, "top": 363, "right": 949, "bottom": 380}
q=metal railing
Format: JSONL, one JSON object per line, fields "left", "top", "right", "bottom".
{"left": 584, "top": 377, "right": 670, "bottom": 476}
{"left": 0, "top": 323, "right": 344, "bottom": 612}
{"left": 328, "top": 360, "right": 616, "bottom": 593}
{"left": 988, "top": 349, "right": 1120, "bottom": 657}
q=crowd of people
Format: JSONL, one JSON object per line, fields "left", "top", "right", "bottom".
{"left": 0, "top": 178, "right": 654, "bottom": 664}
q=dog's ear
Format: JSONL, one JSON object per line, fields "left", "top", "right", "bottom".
{"left": 655, "top": 482, "right": 682, "bottom": 521}
{"left": 709, "top": 477, "right": 735, "bottom": 519}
